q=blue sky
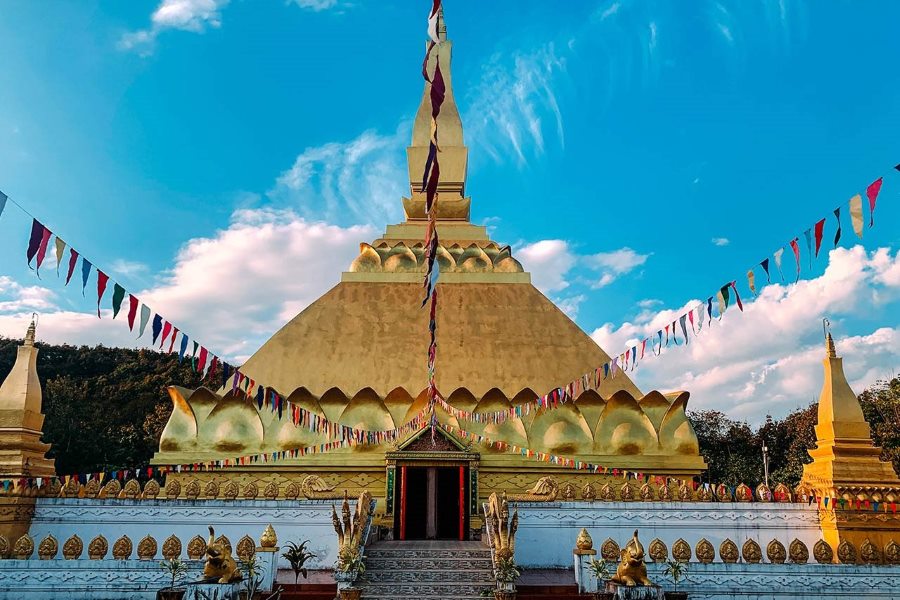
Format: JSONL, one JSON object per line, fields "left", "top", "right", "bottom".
{"left": 0, "top": 0, "right": 898, "bottom": 423}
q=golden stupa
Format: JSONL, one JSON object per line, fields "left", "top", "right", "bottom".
{"left": 152, "top": 12, "right": 706, "bottom": 538}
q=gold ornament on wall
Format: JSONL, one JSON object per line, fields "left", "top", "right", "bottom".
{"left": 185, "top": 480, "right": 201, "bottom": 500}
{"left": 884, "top": 540, "right": 900, "bottom": 565}
{"left": 215, "top": 535, "right": 232, "bottom": 553}
{"left": 263, "top": 482, "right": 279, "bottom": 500}
{"left": 223, "top": 481, "right": 239, "bottom": 500}
{"left": 204, "top": 481, "right": 220, "bottom": 499}
{"left": 284, "top": 481, "right": 300, "bottom": 500}
{"left": 741, "top": 539, "right": 762, "bottom": 564}
{"left": 639, "top": 483, "right": 653, "bottom": 501}
{"left": 860, "top": 539, "right": 880, "bottom": 564}
{"left": 788, "top": 539, "right": 809, "bottom": 564}
{"left": 697, "top": 485, "right": 713, "bottom": 502}
{"left": 137, "top": 534, "right": 158, "bottom": 560}
{"left": 575, "top": 528, "right": 593, "bottom": 551}
{"left": 243, "top": 482, "right": 259, "bottom": 500}
{"left": 38, "top": 534, "right": 58, "bottom": 560}
{"left": 83, "top": 478, "right": 100, "bottom": 498}
{"left": 508, "top": 476, "right": 559, "bottom": 502}
{"left": 714, "top": 484, "right": 729, "bottom": 501}
{"left": 112, "top": 535, "right": 133, "bottom": 559}
{"left": 678, "top": 483, "right": 693, "bottom": 501}
{"left": 165, "top": 480, "right": 181, "bottom": 499}
{"left": 187, "top": 535, "right": 207, "bottom": 560}
{"left": 47, "top": 479, "right": 62, "bottom": 496}
{"left": 735, "top": 484, "right": 753, "bottom": 502}
{"left": 658, "top": 484, "right": 673, "bottom": 501}
{"left": 581, "top": 482, "right": 596, "bottom": 502}
{"left": 773, "top": 483, "right": 792, "bottom": 502}
{"left": 695, "top": 538, "right": 714, "bottom": 564}
{"left": 63, "top": 534, "right": 83, "bottom": 560}
{"left": 648, "top": 538, "right": 668, "bottom": 562}
{"left": 122, "top": 479, "right": 141, "bottom": 499}
{"left": 88, "top": 535, "right": 108, "bottom": 560}
{"left": 61, "top": 478, "right": 79, "bottom": 498}
{"left": 766, "top": 539, "right": 786, "bottom": 564}
{"left": 619, "top": 481, "right": 635, "bottom": 501}
{"left": 672, "top": 538, "right": 691, "bottom": 562}
{"left": 600, "top": 537, "right": 620, "bottom": 561}
{"left": 561, "top": 483, "right": 576, "bottom": 501}
{"left": 14, "top": 534, "right": 34, "bottom": 559}
{"left": 599, "top": 483, "right": 614, "bottom": 501}
{"left": 837, "top": 540, "right": 857, "bottom": 564}
{"left": 143, "top": 479, "right": 161, "bottom": 499}
{"left": 236, "top": 535, "right": 256, "bottom": 561}
{"left": 101, "top": 480, "right": 121, "bottom": 499}
{"left": 813, "top": 539, "right": 833, "bottom": 564}
{"left": 719, "top": 539, "right": 739, "bottom": 564}
{"left": 755, "top": 483, "right": 773, "bottom": 502}
{"left": 260, "top": 525, "right": 277, "bottom": 549}
{"left": 162, "top": 535, "right": 182, "bottom": 560}
{"left": 0, "top": 535, "right": 9, "bottom": 559}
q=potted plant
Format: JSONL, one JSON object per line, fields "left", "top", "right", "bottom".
{"left": 587, "top": 558, "right": 614, "bottom": 600}
{"left": 334, "top": 549, "right": 365, "bottom": 600}
{"left": 663, "top": 559, "right": 688, "bottom": 600}
{"left": 493, "top": 556, "right": 520, "bottom": 600}
{"left": 282, "top": 540, "right": 317, "bottom": 584}
{"left": 239, "top": 554, "right": 263, "bottom": 600}
{"left": 158, "top": 558, "right": 188, "bottom": 600}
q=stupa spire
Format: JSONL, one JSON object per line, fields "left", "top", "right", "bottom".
{"left": 404, "top": 3, "right": 470, "bottom": 221}
{"left": 0, "top": 318, "right": 55, "bottom": 478}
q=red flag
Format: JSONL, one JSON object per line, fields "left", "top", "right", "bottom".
{"left": 789, "top": 237, "right": 801, "bottom": 281}
{"left": 65, "top": 249, "right": 79, "bottom": 286}
{"left": 813, "top": 218, "right": 825, "bottom": 257}
{"left": 197, "top": 347, "right": 208, "bottom": 374}
{"left": 729, "top": 281, "right": 744, "bottom": 311}
{"left": 127, "top": 295, "right": 139, "bottom": 330}
{"left": 35, "top": 227, "right": 53, "bottom": 277}
{"left": 168, "top": 328, "right": 179, "bottom": 353}
{"left": 866, "top": 177, "right": 882, "bottom": 227}
{"left": 96, "top": 271, "right": 109, "bottom": 318}
{"left": 160, "top": 321, "right": 172, "bottom": 349}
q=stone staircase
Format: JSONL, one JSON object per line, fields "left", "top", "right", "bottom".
{"left": 359, "top": 540, "right": 495, "bottom": 600}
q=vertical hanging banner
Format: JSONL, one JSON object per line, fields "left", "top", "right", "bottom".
{"left": 849, "top": 194, "right": 864, "bottom": 238}
{"left": 866, "top": 177, "right": 882, "bottom": 227}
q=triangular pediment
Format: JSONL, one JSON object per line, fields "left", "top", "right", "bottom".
{"left": 399, "top": 426, "right": 466, "bottom": 452}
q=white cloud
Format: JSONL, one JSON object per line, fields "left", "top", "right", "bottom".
{"left": 119, "top": 0, "right": 229, "bottom": 55}
{"left": 290, "top": 0, "right": 340, "bottom": 10}
{"left": 597, "top": 2, "right": 621, "bottom": 21}
{"left": 111, "top": 259, "right": 149, "bottom": 277}
{"left": 0, "top": 209, "right": 374, "bottom": 363}
{"left": 585, "top": 247, "right": 651, "bottom": 288}
{"left": 465, "top": 43, "right": 566, "bottom": 166}
{"left": 517, "top": 240, "right": 576, "bottom": 294}
{"left": 556, "top": 294, "right": 587, "bottom": 319}
{"left": 711, "top": 237, "right": 730, "bottom": 246}
{"left": 590, "top": 245, "right": 900, "bottom": 423}
{"left": 269, "top": 127, "right": 407, "bottom": 227}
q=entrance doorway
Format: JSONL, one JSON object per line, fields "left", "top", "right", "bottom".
{"left": 394, "top": 465, "right": 469, "bottom": 540}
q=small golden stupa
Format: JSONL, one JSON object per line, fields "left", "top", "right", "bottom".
{"left": 152, "top": 10, "right": 706, "bottom": 539}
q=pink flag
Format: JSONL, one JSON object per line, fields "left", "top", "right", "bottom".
{"left": 866, "top": 177, "right": 883, "bottom": 227}
{"left": 789, "top": 238, "right": 801, "bottom": 281}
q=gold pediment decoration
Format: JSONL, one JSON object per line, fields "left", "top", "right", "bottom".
{"left": 263, "top": 482, "right": 279, "bottom": 499}
{"left": 885, "top": 540, "right": 900, "bottom": 565}
{"left": 672, "top": 538, "right": 691, "bottom": 562}
{"left": 788, "top": 539, "right": 809, "bottom": 564}
{"left": 184, "top": 479, "right": 200, "bottom": 499}
{"left": 719, "top": 539, "right": 738, "bottom": 563}
{"left": 137, "top": 535, "right": 157, "bottom": 560}
{"left": 813, "top": 539, "right": 833, "bottom": 564}
{"left": 243, "top": 482, "right": 259, "bottom": 500}
{"left": 0, "top": 535, "right": 9, "bottom": 559}
{"left": 62, "top": 535, "right": 83, "bottom": 560}
{"left": 600, "top": 538, "right": 620, "bottom": 561}
{"left": 695, "top": 538, "right": 714, "bottom": 564}
{"left": 187, "top": 535, "right": 207, "bottom": 560}
{"left": 88, "top": 535, "right": 108, "bottom": 560}
{"left": 222, "top": 481, "right": 238, "bottom": 500}
{"left": 648, "top": 538, "right": 667, "bottom": 562}
{"left": 766, "top": 539, "right": 786, "bottom": 564}
{"left": 14, "top": 534, "right": 34, "bottom": 559}
{"left": 112, "top": 535, "right": 132, "bottom": 559}
{"left": 122, "top": 479, "right": 141, "bottom": 499}
{"left": 837, "top": 540, "right": 856, "bottom": 564}
{"left": 165, "top": 480, "right": 181, "bottom": 499}
{"left": 162, "top": 535, "right": 182, "bottom": 560}
{"left": 860, "top": 538, "right": 880, "bottom": 564}
{"left": 236, "top": 535, "right": 255, "bottom": 561}
{"left": 143, "top": 479, "right": 161, "bottom": 499}
{"left": 83, "top": 479, "right": 100, "bottom": 498}
{"left": 741, "top": 539, "right": 762, "bottom": 563}
{"left": 38, "top": 534, "right": 57, "bottom": 560}
{"left": 581, "top": 482, "right": 596, "bottom": 501}
{"left": 204, "top": 481, "right": 220, "bottom": 499}
{"left": 100, "top": 479, "right": 121, "bottom": 499}
{"left": 619, "top": 481, "right": 635, "bottom": 501}
{"left": 507, "top": 477, "right": 559, "bottom": 502}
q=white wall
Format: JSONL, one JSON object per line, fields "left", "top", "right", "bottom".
{"left": 514, "top": 501, "right": 822, "bottom": 567}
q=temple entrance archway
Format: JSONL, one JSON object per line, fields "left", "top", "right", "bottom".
{"left": 385, "top": 427, "right": 479, "bottom": 541}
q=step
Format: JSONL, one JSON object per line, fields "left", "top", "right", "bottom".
{"left": 360, "top": 569, "right": 494, "bottom": 584}
{"left": 360, "top": 582, "right": 494, "bottom": 600}
{"left": 365, "top": 548, "right": 492, "bottom": 559}
{"left": 365, "top": 556, "right": 493, "bottom": 569}
{"left": 278, "top": 583, "right": 338, "bottom": 600}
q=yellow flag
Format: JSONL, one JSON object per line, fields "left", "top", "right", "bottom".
{"left": 849, "top": 194, "right": 864, "bottom": 238}
{"left": 747, "top": 269, "right": 757, "bottom": 295}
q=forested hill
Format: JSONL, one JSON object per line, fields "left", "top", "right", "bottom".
{"left": 0, "top": 337, "right": 897, "bottom": 488}
{"left": 0, "top": 337, "right": 203, "bottom": 475}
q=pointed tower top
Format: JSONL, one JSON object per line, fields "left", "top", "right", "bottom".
{"left": 24, "top": 316, "right": 36, "bottom": 347}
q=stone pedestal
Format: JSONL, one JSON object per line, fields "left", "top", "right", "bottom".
{"left": 605, "top": 583, "right": 664, "bottom": 600}
{"left": 256, "top": 546, "right": 279, "bottom": 593}
{"left": 190, "top": 581, "right": 243, "bottom": 600}
{"left": 573, "top": 547, "right": 597, "bottom": 593}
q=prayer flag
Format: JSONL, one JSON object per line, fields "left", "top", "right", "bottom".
{"left": 426, "top": 0, "right": 442, "bottom": 44}
{"left": 789, "top": 238, "right": 801, "bottom": 281}
{"left": 168, "top": 328, "right": 179, "bottom": 353}
{"left": 81, "top": 258, "right": 93, "bottom": 295}
{"left": 160, "top": 321, "right": 172, "bottom": 349}
{"left": 66, "top": 249, "right": 79, "bottom": 286}
{"left": 730, "top": 281, "right": 744, "bottom": 311}
{"left": 866, "top": 177, "right": 882, "bottom": 227}
{"left": 849, "top": 194, "right": 864, "bottom": 238}
{"left": 96, "top": 270, "right": 109, "bottom": 317}
{"left": 773, "top": 248, "right": 785, "bottom": 281}
{"left": 54, "top": 237, "right": 66, "bottom": 275}
{"left": 111, "top": 284, "right": 126, "bottom": 318}
{"left": 833, "top": 208, "right": 842, "bottom": 247}
{"left": 747, "top": 269, "right": 756, "bottom": 295}
{"left": 26, "top": 220, "right": 44, "bottom": 268}
{"left": 127, "top": 295, "right": 139, "bottom": 330}
{"left": 814, "top": 218, "right": 825, "bottom": 257}
{"left": 0, "top": 191, "right": 6, "bottom": 220}
{"left": 138, "top": 304, "right": 151, "bottom": 338}
{"left": 151, "top": 314, "right": 163, "bottom": 345}
{"left": 179, "top": 335, "right": 189, "bottom": 363}
{"left": 679, "top": 314, "right": 689, "bottom": 345}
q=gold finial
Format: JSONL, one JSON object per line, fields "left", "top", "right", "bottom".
{"left": 259, "top": 524, "right": 277, "bottom": 548}
{"left": 823, "top": 318, "right": 836, "bottom": 358}
{"left": 24, "top": 314, "right": 36, "bottom": 347}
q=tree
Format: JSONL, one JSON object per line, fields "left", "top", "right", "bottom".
{"left": 858, "top": 375, "right": 900, "bottom": 475}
